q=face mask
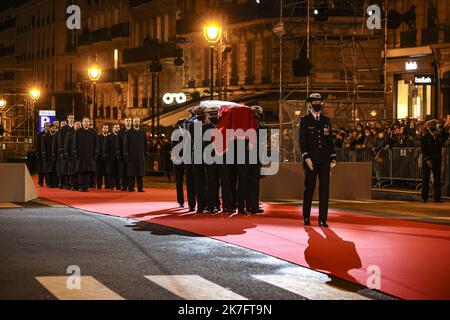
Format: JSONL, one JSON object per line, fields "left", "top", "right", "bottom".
{"left": 311, "top": 104, "right": 322, "bottom": 112}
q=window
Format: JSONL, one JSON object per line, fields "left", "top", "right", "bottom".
{"left": 396, "top": 78, "right": 432, "bottom": 119}
{"left": 246, "top": 41, "right": 254, "bottom": 78}
{"left": 189, "top": 47, "right": 196, "bottom": 81}
{"left": 262, "top": 38, "right": 272, "bottom": 82}
{"left": 156, "top": 16, "right": 162, "bottom": 40}
{"left": 231, "top": 43, "right": 239, "bottom": 80}
{"left": 114, "top": 49, "right": 119, "bottom": 70}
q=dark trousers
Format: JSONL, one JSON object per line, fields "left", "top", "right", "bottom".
{"left": 237, "top": 163, "right": 249, "bottom": 210}
{"left": 78, "top": 172, "right": 92, "bottom": 190}
{"left": 119, "top": 160, "right": 128, "bottom": 190}
{"left": 89, "top": 173, "right": 95, "bottom": 188}
{"left": 174, "top": 164, "right": 185, "bottom": 206}
{"left": 128, "top": 176, "right": 143, "bottom": 191}
{"left": 220, "top": 164, "right": 237, "bottom": 210}
{"left": 205, "top": 163, "right": 220, "bottom": 210}
{"left": 422, "top": 159, "right": 441, "bottom": 201}
{"left": 70, "top": 175, "right": 78, "bottom": 189}
{"left": 96, "top": 163, "right": 106, "bottom": 189}
{"left": 302, "top": 162, "right": 330, "bottom": 222}
{"left": 107, "top": 174, "right": 121, "bottom": 190}
{"left": 193, "top": 164, "right": 206, "bottom": 210}
{"left": 45, "top": 173, "right": 57, "bottom": 188}
{"left": 247, "top": 164, "right": 261, "bottom": 211}
{"left": 185, "top": 164, "right": 196, "bottom": 209}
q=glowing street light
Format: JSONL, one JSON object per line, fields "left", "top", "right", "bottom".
{"left": 203, "top": 22, "right": 222, "bottom": 100}
{"left": 0, "top": 98, "right": 6, "bottom": 108}
{"left": 203, "top": 23, "right": 222, "bottom": 44}
{"left": 88, "top": 64, "right": 102, "bottom": 82}
{"left": 88, "top": 62, "right": 102, "bottom": 130}
{"left": 29, "top": 87, "right": 41, "bottom": 101}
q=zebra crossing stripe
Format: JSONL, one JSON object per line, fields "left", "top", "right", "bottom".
{"left": 252, "top": 275, "right": 371, "bottom": 300}
{"left": 145, "top": 275, "right": 247, "bottom": 300}
{"left": 36, "top": 276, "right": 125, "bottom": 300}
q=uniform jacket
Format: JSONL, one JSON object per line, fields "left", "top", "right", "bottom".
{"left": 298, "top": 113, "right": 336, "bottom": 164}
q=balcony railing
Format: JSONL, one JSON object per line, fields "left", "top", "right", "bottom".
{"left": 400, "top": 30, "right": 416, "bottom": 48}
{"left": 111, "top": 23, "right": 129, "bottom": 38}
{"left": 91, "top": 28, "right": 112, "bottom": 43}
{"left": 123, "top": 42, "right": 177, "bottom": 64}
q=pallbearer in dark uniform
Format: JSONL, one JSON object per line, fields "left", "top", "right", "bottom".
{"left": 247, "top": 106, "right": 265, "bottom": 214}
{"left": 117, "top": 118, "right": 132, "bottom": 191}
{"left": 41, "top": 124, "right": 58, "bottom": 188}
{"left": 188, "top": 106, "right": 207, "bottom": 213}
{"left": 171, "top": 119, "right": 186, "bottom": 207}
{"left": 65, "top": 121, "right": 81, "bottom": 190}
{"left": 420, "top": 119, "right": 448, "bottom": 203}
{"left": 36, "top": 123, "right": 50, "bottom": 187}
{"left": 204, "top": 106, "right": 221, "bottom": 214}
{"left": 96, "top": 125, "right": 109, "bottom": 189}
{"left": 184, "top": 110, "right": 197, "bottom": 212}
{"left": 298, "top": 93, "right": 337, "bottom": 227}
{"left": 73, "top": 117, "right": 99, "bottom": 192}
{"left": 123, "top": 117, "right": 148, "bottom": 192}
{"left": 104, "top": 124, "right": 121, "bottom": 191}
{"left": 55, "top": 115, "right": 75, "bottom": 189}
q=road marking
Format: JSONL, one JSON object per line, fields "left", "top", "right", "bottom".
{"left": 253, "top": 275, "right": 370, "bottom": 300}
{"left": 145, "top": 275, "right": 247, "bottom": 300}
{"left": 36, "top": 276, "right": 124, "bottom": 300}
{"left": 0, "top": 203, "right": 22, "bottom": 209}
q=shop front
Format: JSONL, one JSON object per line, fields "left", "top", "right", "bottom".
{"left": 386, "top": 47, "right": 438, "bottom": 120}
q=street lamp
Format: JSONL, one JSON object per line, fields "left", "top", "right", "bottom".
{"left": 88, "top": 63, "right": 102, "bottom": 130}
{"left": 29, "top": 87, "right": 41, "bottom": 101}
{"left": 203, "top": 23, "right": 222, "bottom": 100}
{"left": 0, "top": 98, "right": 6, "bottom": 108}
{"left": 29, "top": 86, "right": 40, "bottom": 145}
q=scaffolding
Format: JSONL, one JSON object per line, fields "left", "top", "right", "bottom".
{"left": 277, "top": 0, "right": 387, "bottom": 160}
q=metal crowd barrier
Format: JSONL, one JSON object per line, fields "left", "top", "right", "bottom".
{"left": 335, "top": 147, "right": 425, "bottom": 184}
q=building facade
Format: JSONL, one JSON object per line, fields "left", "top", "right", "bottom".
{"left": 386, "top": 0, "right": 450, "bottom": 120}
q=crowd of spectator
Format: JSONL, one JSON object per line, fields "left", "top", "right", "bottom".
{"left": 332, "top": 118, "right": 450, "bottom": 152}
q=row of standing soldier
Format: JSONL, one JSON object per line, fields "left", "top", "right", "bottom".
{"left": 35, "top": 115, "right": 148, "bottom": 192}
{"left": 171, "top": 105, "right": 265, "bottom": 214}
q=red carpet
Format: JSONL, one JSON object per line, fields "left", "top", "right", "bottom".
{"left": 37, "top": 184, "right": 450, "bottom": 300}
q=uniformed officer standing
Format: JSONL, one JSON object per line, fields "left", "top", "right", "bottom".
{"left": 73, "top": 117, "right": 99, "bottom": 192}
{"left": 36, "top": 123, "right": 50, "bottom": 187}
{"left": 171, "top": 119, "right": 187, "bottom": 208}
{"left": 247, "top": 105, "right": 265, "bottom": 214}
{"left": 204, "top": 106, "right": 221, "bottom": 214}
{"left": 54, "top": 115, "right": 75, "bottom": 189}
{"left": 96, "top": 124, "right": 109, "bottom": 189}
{"left": 184, "top": 110, "right": 197, "bottom": 212}
{"left": 41, "top": 124, "right": 58, "bottom": 188}
{"left": 123, "top": 117, "right": 148, "bottom": 192}
{"left": 104, "top": 124, "right": 122, "bottom": 191}
{"left": 64, "top": 121, "right": 81, "bottom": 191}
{"left": 420, "top": 119, "right": 448, "bottom": 203}
{"left": 298, "top": 93, "right": 337, "bottom": 227}
{"left": 188, "top": 106, "right": 207, "bottom": 213}
{"left": 117, "top": 118, "right": 132, "bottom": 191}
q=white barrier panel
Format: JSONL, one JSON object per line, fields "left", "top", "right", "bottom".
{"left": 0, "top": 163, "right": 38, "bottom": 203}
